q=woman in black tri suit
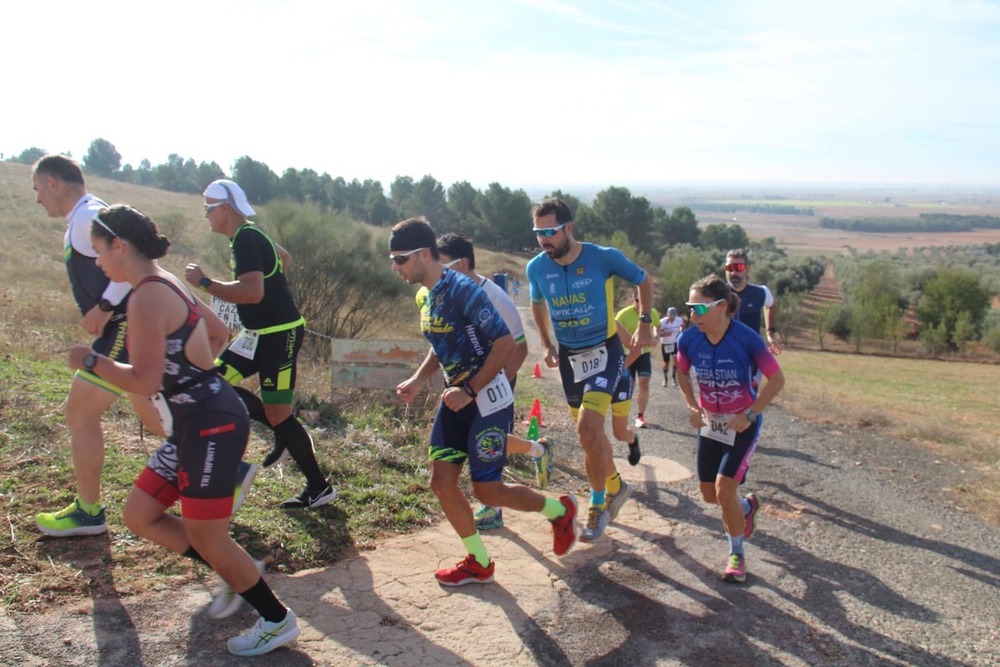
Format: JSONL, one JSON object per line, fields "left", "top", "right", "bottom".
{"left": 67, "top": 205, "right": 299, "bottom": 658}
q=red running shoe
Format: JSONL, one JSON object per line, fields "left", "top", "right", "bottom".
{"left": 434, "top": 554, "right": 495, "bottom": 586}
{"left": 550, "top": 495, "right": 579, "bottom": 557}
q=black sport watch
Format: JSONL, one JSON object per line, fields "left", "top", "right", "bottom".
{"left": 83, "top": 353, "right": 98, "bottom": 372}
{"left": 638, "top": 313, "right": 652, "bottom": 323}
{"left": 97, "top": 298, "right": 114, "bottom": 312}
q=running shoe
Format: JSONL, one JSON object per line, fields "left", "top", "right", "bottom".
{"left": 262, "top": 442, "right": 289, "bottom": 468}
{"left": 227, "top": 609, "right": 301, "bottom": 657}
{"left": 280, "top": 483, "right": 337, "bottom": 510}
{"left": 208, "top": 559, "right": 266, "bottom": 619}
{"left": 627, "top": 433, "right": 642, "bottom": 466}
{"left": 607, "top": 479, "right": 633, "bottom": 521}
{"left": 474, "top": 505, "right": 504, "bottom": 531}
{"left": 634, "top": 416, "right": 649, "bottom": 429}
{"left": 579, "top": 504, "right": 610, "bottom": 543}
{"left": 534, "top": 437, "right": 554, "bottom": 489}
{"left": 232, "top": 461, "right": 258, "bottom": 514}
{"left": 550, "top": 495, "right": 578, "bottom": 557}
{"left": 743, "top": 493, "right": 760, "bottom": 540}
{"left": 661, "top": 379, "right": 668, "bottom": 387}
{"left": 723, "top": 553, "right": 747, "bottom": 583}
{"left": 434, "top": 554, "right": 495, "bottom": 586}
{"left": 36, "top": 499, "right": 107, "bottom": 537}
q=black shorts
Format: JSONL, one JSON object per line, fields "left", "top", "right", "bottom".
{"left": 218, "top": 323, "right": 303, "bottom": 404}
{"left": 135, "top": 387, "right": 250, "bottom": 520}
{"left": 78, "top": 310, "right": 130, "bottom": 395}
{"left": 557, "top": 336, "right": 625, "bottom": 415}
{"left": 696, "top": 417, "right": 761, "bottom": 483}
{"left": 628, "top": 352, "right": 652, "bottom": 379}
{"left": 660, "top": 343, "right": 677, "bottom": 362}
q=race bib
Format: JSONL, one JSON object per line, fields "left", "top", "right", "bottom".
{"left": 700, "top": 411, "right": 736, "bottom": 446}
{"left": 568, "top": 346, "right": 608, "bottom": 383}
{"left": 229, "top": 328, "right": 260, "bottom": 361}
{"left": 476, "top": 371, "right": 515, "bottom": 417}
{"left": 150, "top": 393, "right": 174, "bottom": 437}
{"left": 662, "top": 342, "right": 677, "bottom": 354}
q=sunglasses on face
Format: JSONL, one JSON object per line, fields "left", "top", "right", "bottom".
{"left": 686, "top": 298, "right": 725, "bottom": 316}
{"left": 204, "top": 202, "right": 227, "bottom": 213}
{"left": 532, "top": 221, "right": 569, "bottom": 238}
{"left": 390, "top": 247, "right": 426, "bottom": 265}
{"left": 725, "top": 262, "right": 748, "bottom": 272}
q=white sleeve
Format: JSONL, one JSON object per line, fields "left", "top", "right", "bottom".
{"left": 762, "top": 285, "right": 775, "bottom": 308}
{"left": 481, "top": 277, "right": 525, "bottom": 342}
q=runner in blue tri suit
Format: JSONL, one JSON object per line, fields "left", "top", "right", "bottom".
{"left": 392, "top": 217, "right": 578, "bottom": 587}
{"left": 676, "top": 274, "right": 784, "bottom": 585}
{"left": 525, "top": 196, "right": 654, "bottom": 542}
{"left": 70, "top": 205, "right": 299, "bottom": 657}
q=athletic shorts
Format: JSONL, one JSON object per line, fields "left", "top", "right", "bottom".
{"left": 217, "top": 323, "right": 303, "bottom": 404}
{"left": 77, "top": 309, "right": 129, "bottom": 395}
{"left": 696, "top": 416, "right": 761, "bottom": 484}
{"left": 660, "top": 343, "right": 677, "bottom": 362}
{"left": 556, "top": 336, "right": 625, "bottom": 416}
{"left": 428, "top": 399, "right": 512, "bottom": 483}
{"left": 610, "top": 368, "right": 632, "bottom": 418}
{"left": 135, "top": 388, "right": 250, "bottom": 520}
{"left": 628, "top": 352, "right": 652, "bottom": 379}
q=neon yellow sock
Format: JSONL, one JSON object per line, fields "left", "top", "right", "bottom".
{"left": 606, "top": 472, "right": 622, "bottom": 496}
{"left": 540, "top": 496, "right": 567, "bottom": 520}
{"left": 77, "top": 498, "right": 102, "bottom": 516}
{"left": 462, "top": 533, "right": 490, "bottom": 567}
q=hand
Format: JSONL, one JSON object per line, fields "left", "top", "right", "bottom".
{"left": 767, "top": 334, "right": 782, "bottom": 356}
{"left": 395, "top": 377, "right": 423, "bottom": 404}
{"left": 543, "top": 344, "right": 559, "bottom": 369}
{"left": 729, "top": 412, "right": 754, "bottom": 433}
{"left": 631, "top": 326, "right": 652, "bottom": 352}
{"left": 68, "top": 345, "right": 95, "bottom": 371}
{"left": 687, "top": 405, "right": 705, "bottom": 429}
{"left": 82, "top": 304, "right": 112, "bottom": 336}
{"left": 184, "top": 263, "right": 205, "bottom": 287}
{"left": 441, "top": 386, "right": 474, "bottom": 412}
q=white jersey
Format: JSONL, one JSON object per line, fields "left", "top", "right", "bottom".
{"left": 479, "top": 275, "right": 525, "bottom": 344}
{"left": 658, "top": 315, "right": 683, "bottom": 348}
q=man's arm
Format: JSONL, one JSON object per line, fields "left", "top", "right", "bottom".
{"left": 530, "top": 301, "right": 559, "bottom": 368}
{"left": 185, "top": 264, "right": 265, "bottom": 305}
{"left": 631, "top": 274, "right": 654, "bottom": 350}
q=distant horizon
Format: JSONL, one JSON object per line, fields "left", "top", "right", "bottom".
{"left": 5, "top": 2, "right": 998, "bottom": 190}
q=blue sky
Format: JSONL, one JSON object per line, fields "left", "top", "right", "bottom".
{"left": 5, "top": 0, "right": 999, "bottom": 189}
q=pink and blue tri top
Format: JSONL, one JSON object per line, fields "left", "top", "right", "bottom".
{"left": 676, "top": 319, "right": 780, "bottom": 414}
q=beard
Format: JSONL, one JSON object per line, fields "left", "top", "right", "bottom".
{"left": 544, "top": 237, "right": 572, "bottom": 260}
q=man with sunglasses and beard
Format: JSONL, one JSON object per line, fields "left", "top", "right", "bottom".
{"left": 526, "top": 197, "right": 653, "bottom": 543}
{"left": 724, "top": 249, "right": 781, "bottom": 356}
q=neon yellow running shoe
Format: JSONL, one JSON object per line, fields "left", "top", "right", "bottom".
{"left": 36, "top": 499, "right": 107, "bottom": 537}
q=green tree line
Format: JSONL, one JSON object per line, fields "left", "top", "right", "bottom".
{"left": 820, "top": 213, "right": 1000, "bottom": 233}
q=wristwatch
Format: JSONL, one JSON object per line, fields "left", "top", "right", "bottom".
{"left": 199, "top": 276, "right": 213, "bottom": 289}
{"left": 83, "top": 353, "right": 98, "bottom": 372}
{"left": 744, "top": 409, "right": 759, "bottom": 423}
{"left": 638, "top": 313, "right": 652, "bottom": 323}
{"left": 460, "top": 382, "right": 477, "bottom": 398}
{"left": 97, "top": 298, "right": 114, "bottom": 312}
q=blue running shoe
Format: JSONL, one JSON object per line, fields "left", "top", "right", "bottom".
{"left": 474, "top": 505, "right": 504, "bottom": 531}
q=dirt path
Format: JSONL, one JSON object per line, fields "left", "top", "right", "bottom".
{"left": 2, "top": 308, "right": 998, "bottom": 666}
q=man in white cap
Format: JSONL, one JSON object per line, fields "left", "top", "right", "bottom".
{"left": 658, "top": 306, "right": 684, "bottom": 387}
{"left": 185, "top": 179, "right": 334, "bottom": 510}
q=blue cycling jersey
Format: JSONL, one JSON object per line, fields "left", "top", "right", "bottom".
{"left": 416, "top": 270, "right": 511, "bottom": 386}
{"left": 526, "top": 243, "right": 646, "bottom": 349}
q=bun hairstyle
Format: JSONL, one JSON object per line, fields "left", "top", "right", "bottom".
{"left": 691, "top": 273, "right": 740, "bottom": 317}
{"left": 92, "top": 205, "right": 171, "bottom": 260}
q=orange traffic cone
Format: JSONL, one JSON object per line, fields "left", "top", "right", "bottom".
{"left": 521, "top": 398, "right": 545, "bottom": 427}
{"left": 532, "top": 362, "right": 542, "bottom": 379}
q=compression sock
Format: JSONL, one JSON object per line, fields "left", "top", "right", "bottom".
{"left": 239, "top": 578, "right": 287, "bottom": 623}
{"left": 462, "top": 533, "right": 491, "bottom": 567}
{"left": 527, "top": 440, "right": 546, "bottom": 458}
{"left": 590, "top": 490, "right": 606, "bottom": 508}
{"left": 740, "top": 496, "right": 751, "bottom": 514}
{"left": 541, "top": 496, "right": 568, "bottom": 520}
{"left": 77, "top": 498, "right": 102, "bottom": 516}
{"left": 274, "top": 416, "right": 326, "bottom": 488}
{"left": 232, "top": 386, "right": 268, "bottom": 424}
{"left": 728, "top": 534, "right": 745, "bottom": 556}
{"left": 606, "top": 472, "right": 622, "bottom": 496}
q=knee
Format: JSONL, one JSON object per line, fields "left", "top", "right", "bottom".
{"left": 429, "top": 472, "right": 454, "bottom": 500}
{"left": 699, "top": 485, "right": 717, "bottom": 504}
{"left": 122, "top": 502, "right": 151, "bottom": 538}
{"left": 263, "top": 403, "right": 292, "bottom": 427}
{"left": 577, "top": 423, "right": 600, "bottom": 450}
